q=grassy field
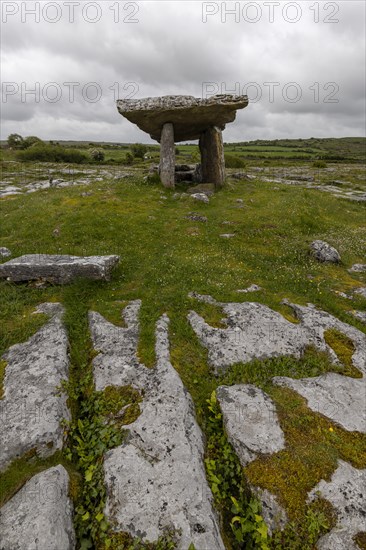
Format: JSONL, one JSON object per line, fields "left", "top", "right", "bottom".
{"left": 0, "top": 138, "right": 365, "bottom": 549}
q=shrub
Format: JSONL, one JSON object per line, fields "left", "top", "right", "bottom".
{"left": 224, "top": 154, "right": 246, "bottom": 169}
{"left": 124, "top": 152, "right": 134, "bottom": 165}
{"left": 17, "top": 144, "right": 87, "bottom": 164}
{"left": 130, "top": 143, "right": 148, "bottom": 159}
{"left": 313, "top": 160, "right": 327, "bottom": 168}
{"left": 90, "top": 149, "right": 105, "bottom": 162}
{"left": 22, "top": 136, "right": 43, "bottom": 149}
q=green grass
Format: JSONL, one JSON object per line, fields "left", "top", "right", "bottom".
{"left": 0, "top": 153, "right": 365, "bottom": 547}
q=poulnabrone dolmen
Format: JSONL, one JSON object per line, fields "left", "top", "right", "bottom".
{"left": 117, "top": 94, "right": 249, "bottom": 189}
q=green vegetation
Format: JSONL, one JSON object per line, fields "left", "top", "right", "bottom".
{"left": 18, "top": 144, "right": 88, "bottom": 163}
{"left": 0, "top": 137, "right": 365, "bottom": 548}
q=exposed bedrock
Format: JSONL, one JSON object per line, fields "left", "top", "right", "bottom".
{"left": 188, "top": 294, "right": 366, "bottom": 375}
{"left": 89, "top": 304, "right": 225, "bottom": 549}
{"left": 0, "top": 303, "right": 71, "bottom": 471}
{"left": 308, "top": 461, "right": 366, "bottom": 550}
{"left": 217, "top": 384, "right": 288, "bottom": 533}
{"left": 0, "top": 465, "right": 76, "bottom": 550}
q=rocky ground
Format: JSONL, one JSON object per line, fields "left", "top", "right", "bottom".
{"left": 0, "top": 161, "right": 365, "bottom": 549}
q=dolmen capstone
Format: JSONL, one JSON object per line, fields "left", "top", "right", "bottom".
{"left": 0, "top": 254, "right": 119, "bottom": 284}
{"left": 117, "top": 94, "right": 248, "bottom": 189}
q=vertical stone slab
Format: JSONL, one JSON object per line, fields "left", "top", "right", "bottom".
{"left": 199, "top": 126, "right": 225, "bottom": 189}
{"left": 159, "top": 122, "right": 175, "bottom": 188}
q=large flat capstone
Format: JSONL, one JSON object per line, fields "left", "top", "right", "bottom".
{"left": 0, "top": 303, "right": 71, "bottom": 471}
{"left": 0, "top": 254, "right": 119, "bottom": 284}
{"left": 308, "top": 461, "right": 366, "bottom": 550}
{"left": 0, "top": 465, "right": 76, "bottom": 550}
{"left": 89, "top": 305, "right": 224, "bottom": 550}
{"left": 117, "top": 94, "right": 248, "bottom": 142}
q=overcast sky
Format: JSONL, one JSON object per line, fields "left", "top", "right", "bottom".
{"left": 1, "top": 0, "right": 365, "bottom": 143}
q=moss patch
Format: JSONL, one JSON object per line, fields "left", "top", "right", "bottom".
{"left": 0, "top": 359, "right": 7, "bottom": 399}
{"left": 324, "top": 328, "right": 361, "bottom": 377}
{"left": 355, "top": 532, "right": 366, "bottom": 550}
{"left": 245, "top": 386, "right": 366, "bottom": 519}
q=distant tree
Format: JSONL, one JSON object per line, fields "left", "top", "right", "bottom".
{"left": 130, "top": 143, "right": 148, "bottom": 159}
{"left": 7, "top": 133, "right": 24, "bottom": 149}
{"left": 22, "top": 136, "right": 43, "bottom": 149}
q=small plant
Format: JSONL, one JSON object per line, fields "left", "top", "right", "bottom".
{"left": 205, "top": 391, "right": 269, "bottom": 549}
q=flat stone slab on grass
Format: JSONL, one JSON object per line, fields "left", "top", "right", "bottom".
{"left": 117, "top": 94, "right": 248, "bottom": 142}
{"left": 90, "top": 307, "right": 224, "bottom": 550}
{"left": 188, "top": 295, "right": 366, "bottom": 374}
{"left": 308, "top": 461, "right": 366, "bottom": 550}
{"left": 0, "top": 465, "right": 76, "bottom": 550}
{"left": 273, "top": 373, "right": 366, "bottom": 433}
{"left": 0, "top": 254, "right": 119, "bottom": 284}
{"left": 0, "top": 303, "right": 71, "bottom": 471}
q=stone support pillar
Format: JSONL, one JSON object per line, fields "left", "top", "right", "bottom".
{"left": 199, "top": 126, "right": 225, "bottom": 189}
{"left": 159, "top": 122, "right": 175, "bottom": 188}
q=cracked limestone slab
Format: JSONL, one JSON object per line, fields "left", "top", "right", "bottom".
{"left": 89, "top": 300, "right": 148, "bottom": 392}
{"left": 89, "top": 308, "right": 224, "bottom": 550}
{"left": 308, "top": 461, "right": 366, "bottom": 550}
{"left": 0, "top": 465, "right": 76, "bottom": 550}
{"left": 188, "top": 295, "right": 366, "bottom": 375}
{"left": 217, "top": 384, "right": 287, "bottom": 534}
{"left": 273, "top": 373, "right": 366, "bottom": 433}
{"left": 0, "top": 254, "right": 119, "bottom": 284}
{"left": 0, "top": 303, "right": 71, "bottom": 471}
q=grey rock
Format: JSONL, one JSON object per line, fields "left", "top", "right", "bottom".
{"left": 236, "top": 198, "right": 244, "bottom": 203}
{"left": 354, "top": 287, "right": 366, "bottom": 298}
{"left": 187, "top": 183, "right": 215, "bottom": 196}
{"left": 273, "top": 373, "right": 366, "bottom": 433}
{"left": 117, "top": 94, "right": 248, "bottom": 142}
{"left": 308, "top": 461, "right": 366, "bottom": 550}
{"left": 0, "top": 303, "right": 70, "bottom": 471}
{"left": 0, "top": 247, "right": 11, "bottom": 259}
{"left": 310, "top": 240, "right": 341, "bottom": 263}
{"left": 220, "top": 233, "right": 235, "bottom": 238}
{"left": 350, "top": 310, "right": 366, "bottom": 323}
{"left": 186, "top": 213, "right": 208, "bottom": 223}
{"left": 0, "top": 254, "right": 119, "bottom": 284}
{"left": 237, "top": 284, "right": 262, "bottom": 293}
{"left": 251, "top": 487, "right": 288, "bottom": 535}
{"left": 188, "top": 296, "right": 366, "bottom": 374}
{"left": 217, "top": 385, "right": 287, "bottom": 534}
{"left": 217, "top": 385, "right": 285, "bottom": 463}
{"left": 348, "top": 263, "right": 366, "bottom": 273}
{"left": 89, "top": 300, "right": 146, "bottom": 391}
{"left": 90, "top": 308, "right": 224, "bottom": 549}
{"left": 0, "top": 465, "right": 76, "bottom": 550}
{"left": 190, "top": 192, "right": 209, "bottom": 204}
